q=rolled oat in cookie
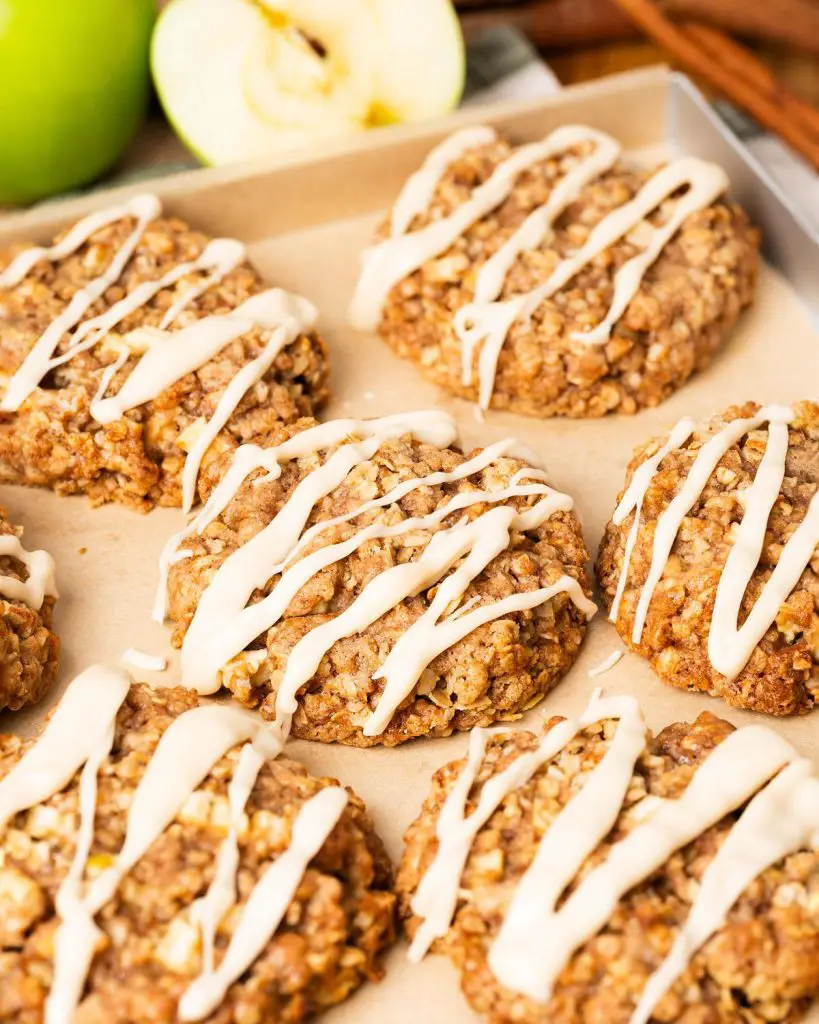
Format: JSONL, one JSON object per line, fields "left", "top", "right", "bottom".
{"left": 598, "top": 400, "right": 819, "bottom": 716}
{"left": 397, "top": 690, "right": 819, "bottom": 1024}
{"left": 0, "top": 505, "right": 58, "bottom": 713}
{"left": 350, "top": 125, "right": 759, "bottom": 418}
{"left": 161, "top": 410, "right": 595, "bottom": 747}
{"left": 0, "top": 196, "right": 330, "bottom": 512}
{"left": 0, "top": 668, "right": 395, "bottom": 1023}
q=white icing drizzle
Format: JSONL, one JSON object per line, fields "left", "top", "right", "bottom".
{"left": 121, "top": 648, "right": 167, "bottom": 672}
{"left": 0, "top": 196, "right": 317, "bottom": 512}
{"left": 472, "top": 128, "right": 622, "bottom": 306}
{"left": 0, "top": 198, "right": 157, "bottom": 291}
{"left": 90, "top": 289, "right": 317, "bottom": 426}
{"left": 407, "top": 690, "right": 638, "bottom": 961}
{"left": 273, "top": 442, "right": 547, "bottom": 577}
{"left": 45, "top": 702, "right": 265, "bottom": 1023}
{"left": 608, "top": 416, "right": 696, "bottom": 623}
{"left": 0, "top": 533, "right": 58, "bottom": 610}
{"left": 0, "top": 665, "right": 129, "bottom": 833}
{"left": 177, "top": 290, "right": 318, "bottom": 512}
{"left": 188, "top": 740, "right": 267, "bottom": 976}
{"left": 153, "top": 524, "right": 196, "bottom": 624}
{"left": 351, "top": 124, "right": 728, "bottom": 410}
{"left": 489, "top": 693, "right": 648, "bottom": 996}
{"left": 1, "top": 204, "right": 245, "bottom": 414}
{"left": 707, "top": 412, "right": 819, "bottom": 678}
{"left": 0, "top": 195, "right": 162, "bottom": 413}
{"left": 350, "top": 126, "right": 623, "bottom": 332}
{"left": 587, "top": 649, "right": 622, "bottom": 677}
{"left": 410, "top": 687, "right": 816, "bottom": 1020}
{"left": 0, "top": 665, "right": 352, "bottom": 1021}
{"left": 628, "top": 407, "right": 777, "bottom": 643}
{"left": 158, "top": 239, "right": 247, "bottom": 329}
{"left": 390, "top": 126, "right": 499, "bottom": 237}
{"left": 504, "top": 724, "right": 799, "bottom": 1003}
{"left": 630, "top": 758, "right": 819, "bottom": 1024}
{"left": 46, "top": 722, "right": 119, "bottom": 1024}
{"left": 169, "top": 411, "right": 593, "bottom": 740}
{"left": 154, "top": 437, "right": 540, "bottom": 626}
{"left": 611, "top": 405, "right": 818, "bottom": 682}
{"left": 455, "top": 157, "right": 729, "bottom": 408}
{"left": 46, "top": 238, "right": 247, "bottom": 379}
{"left": 178, "top": 786, "right": 348, "bottom": 1021}
{"left": 153, "top": 412, "right": 458, "bottom": 626}
{"left": 90, "top": 349, "right": 129, "bottom": 407}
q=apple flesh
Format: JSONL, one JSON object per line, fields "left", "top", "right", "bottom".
{"left": 370, "top": 0, "right": 466, "bottom": 123}
{"left": 151, "top": 0, "right": 466, "bottom": 166}
{"left": 0, "top": 0, "right": 155, "bottom": 205}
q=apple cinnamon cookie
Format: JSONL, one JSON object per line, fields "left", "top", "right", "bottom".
{"left": 598, "top": 401, "right": 819, "bottom": 716}
{"left": 350, "top": 125, "right": 759, "bottom": 417}
{"left": 0, "top": 668, "right": 396, "bottom": 1023}
{"left": 0, "top": 506, "right": 58, "bottom": 712}
{"left": 0, "top": 195, "right": 329, "bottom": 511}
{"left": 397, "top": 692, "right": 819, "bottom": 1024}
{"left": 160, "top": 411, "right": 595, "bottom": 747}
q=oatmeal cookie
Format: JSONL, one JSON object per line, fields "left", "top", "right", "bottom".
{"left": 165, "top": 411, "right": 594, "bottom": 746}
{"left": 0, "top": 676, "right": 396, "bottom": 1024}
{"left": 597, "top": 400, "right": 819, "bottom": 716}
{"left": 0, "top": 196, "right": 329, "bottom": 511}
{"left": 350, "top": 125, "right": 759, "bottom": 418}
{"left": 0, "top": 506, "right": 58, "bottom": 712}
{"left": 397, "top": 702, "right": 819, "bottom": 1024}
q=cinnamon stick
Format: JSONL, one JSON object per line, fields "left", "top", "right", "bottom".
{"left": 610, "top": 0, "right": 819, "bottom": 169}
{"left": 682, "top": 23, "right": 819, "bottom": 139}
{"left": 663, "top": 0, "right": 819, "bottom": 57}
{"left": 460, "top": 0, "right": 637, "bottom": 48}
{"left": 456, "top": 0, "right": 819, "bottom": 55}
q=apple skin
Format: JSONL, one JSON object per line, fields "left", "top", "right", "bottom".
{"left": 0, "top": 0, "right": 156, "bottom": 204}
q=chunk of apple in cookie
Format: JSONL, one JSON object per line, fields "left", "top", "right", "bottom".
{"left": 151, "top": 0, "right": 466, "bottom": 165}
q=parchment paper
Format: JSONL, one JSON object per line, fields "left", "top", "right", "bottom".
{"left": 3, "top": 121, "right": 819, "bottom": 1024}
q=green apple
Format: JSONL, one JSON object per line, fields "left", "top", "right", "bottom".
{"left": 0, "top": 0, "right": 155, "bottom": 205}
{"left": 151, "top": 0, "right": 465, "bottom": 166}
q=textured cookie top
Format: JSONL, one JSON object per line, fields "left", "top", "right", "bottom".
{"left": 0, "top": 196, "right": 329, "bottom": 510}
{"left": 162, "top": 411, "right": 594, "bottom": 746}
{"left": 0, "top": 507, "right": 58, "bottom": 712}
{"left": 598, "top": 400, "right": 819, "bottom": 715}
{"left": 351, "top": 125, "right": 759, "bottom": 418}
{"left": 397, "top": 692, "right": 819, "bottom": 1024}
{"left": 0, "top": 671, "right": 395, "bottom": 1024}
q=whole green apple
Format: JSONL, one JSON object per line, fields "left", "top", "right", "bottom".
{"left": 0, "top": 0, "right": 156, "bottom": 204}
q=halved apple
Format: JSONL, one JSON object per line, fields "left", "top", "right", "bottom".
{"left": 151, "top": 0, "right": 466, "bottom": 166}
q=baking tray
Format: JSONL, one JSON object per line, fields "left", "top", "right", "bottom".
{"left": 1, "top": 65, "right": 818, "bottom": 1024}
